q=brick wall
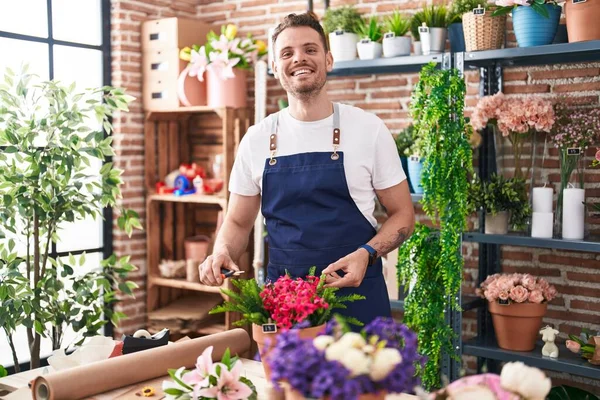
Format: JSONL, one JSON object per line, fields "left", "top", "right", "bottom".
{"left": 110, "top": 0, "right": 599, "bottom": 392}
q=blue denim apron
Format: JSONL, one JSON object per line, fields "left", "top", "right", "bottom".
{"left": 261, "top": 103, "right": 391, "bottom": 327}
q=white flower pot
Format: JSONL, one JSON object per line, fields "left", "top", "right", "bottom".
{"left": 328, "top": 31, "right": 359, "bottom": 62}
{"left": 413, "top": 41, "right": 422, "bottom": 55}
{"left": 356, "top": 41, "right": 382, "bottom": 60}
{"left": 382, "top": 36, "right": 411, "bottom": 57}
{"left": 421, "top": 27, "right": 447, "bottom": 55}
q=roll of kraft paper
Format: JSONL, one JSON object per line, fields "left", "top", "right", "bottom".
{"left": 32, "top": 328, "right": 250, "bottom": 400}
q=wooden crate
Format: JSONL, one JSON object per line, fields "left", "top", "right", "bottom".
{"left": 144, "top": 106, "right": 252, "bottom": 336}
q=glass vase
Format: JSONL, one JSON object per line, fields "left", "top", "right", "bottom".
{"left": 554, "top": 148, "right": 585, "bottom": 236}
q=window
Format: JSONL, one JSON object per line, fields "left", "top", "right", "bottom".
{"left": 0, "top": 0, "right": 111, "bottom": 369}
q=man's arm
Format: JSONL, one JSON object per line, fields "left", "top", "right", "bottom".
{"left": 199, "top": 193, "right": 261, "bottom": 286}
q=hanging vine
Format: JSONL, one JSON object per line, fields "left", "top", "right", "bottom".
{"left": 398, "top": 63, "right": 473, "bottom": 389}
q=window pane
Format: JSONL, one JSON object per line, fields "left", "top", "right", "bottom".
{"left": 52, "top": 0, "right": 102, "bottom": 46}
{"left": 0, "top": 38, "right": 49, "bottom": 80}
{"left": 53, "top": 45, "right": 103, "bottom": 90}
{"left": 0, "top": 0, "right": 48, "bottom": 38}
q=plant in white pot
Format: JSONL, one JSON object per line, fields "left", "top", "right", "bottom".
{"left": 382, "top": 10, "right": 412, "bottom": 57}
{"left": 418, "top": 4, "right": 452, "bottom": 54}
{"left": 355, "top": 16, "right": 384, "bottom": 60}
{"left": 322, "top": 6, "right": 363, "bottom": 62}
{"left": 410, "top": 11, "right": 425, "bottom": 55}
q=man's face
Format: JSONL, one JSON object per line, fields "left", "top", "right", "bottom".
{"left": 272, "top": 26, "right": 333, "bottom": 99}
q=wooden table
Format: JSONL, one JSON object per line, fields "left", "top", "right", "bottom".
{"left": 0, "top": 359, "right": 418, "bottom": 399}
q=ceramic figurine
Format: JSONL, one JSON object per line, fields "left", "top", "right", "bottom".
{"left": 540, "top": 326, "right": 560, "bottom": 358}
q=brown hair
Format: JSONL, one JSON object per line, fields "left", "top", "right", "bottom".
{"left": 271, "top": 11, "right": 329, "bottom": 54}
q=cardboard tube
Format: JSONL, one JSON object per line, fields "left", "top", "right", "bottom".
{"left": 32, "top": 328, "right": 250, "bottom": 400}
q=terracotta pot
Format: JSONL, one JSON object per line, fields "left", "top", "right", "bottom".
{"left": 177, "top": 66, "right": 207, "bottom": 107}
{"left": 488, "top": 301, "right": 547, "bottom": 351}
{"left": 184, "top": 235, "right": 210, "bottom": 262}
{"left": 206, "top": 67, "right": 248, "bottom": 108}
{"left": 252, "top": 323, "right": 325, "bottom": 380}
{"left": 485, "top": 211, "right": 509, "bottom": 235}
{"left": 565, "top": 0, "right": 600, "bottom": 43}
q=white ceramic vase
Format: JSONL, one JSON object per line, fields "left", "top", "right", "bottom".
{"left": 421, "top": 27, "right": 448, "bottom": 54}
{"left": 356, "top": 40, "right": 383, "bottom": 60}
{"left": 413, "top": 41, "right": 422, "bottom": 55}
{"left": 328, "top": 31, "right": 359, "bottom": 62}
{"left": 382, "top": 36, "right": 411, "bottom": 57}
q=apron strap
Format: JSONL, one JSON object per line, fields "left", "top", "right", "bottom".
{"left": 269, "top": 113, "right": 278, "bottom": 166}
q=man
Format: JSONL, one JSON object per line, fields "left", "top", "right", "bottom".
{"left": 199, "top": 12, "right": 415, "bottom": 326}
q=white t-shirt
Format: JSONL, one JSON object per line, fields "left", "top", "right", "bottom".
{"left": 229, "top": 103, "right": 406, "bottom": 227}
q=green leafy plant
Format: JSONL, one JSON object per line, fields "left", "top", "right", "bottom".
{"left": 548, "top": 385, "right": 600, "bottom": 400}
{"left": 467, "top": 174, "right": 532, "bottom": 230}
{"left": 401, "top": 63, "right": 472, "bottom": 389}
{"left": 0, "top": 365, "right": 7, "bottom": 378}
{"left": 209, "top": 267, "right": 365, "bottom": 328}
{"left": 395, "top": 125, "right": 415, "bottom": 157}
{"left": 0, "top": 67, "right": 142, "bottom": 370}
{"left": 410, "top": 11, "right": 425, "bottom": 41}
{"left": 356, "top": 16, "right": 384, "bottom": 42}
{"left": 322, "top": 5, "right": 364, "bottom": 35}
{"left": 449, "top": 0, "right": 493, "bottom": 23}
{"left": 384, "top": 10, "right": 411, "bottom": 37}
{"left": 422, "top": 5, "right": 452, "bottom": 28}
{"left": 492, "top": 0, "right": 558, "bottom": 18}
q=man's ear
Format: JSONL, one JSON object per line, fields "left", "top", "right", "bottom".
{"left": 271, "top": 59, "right": 279, "bottom": 79}
{"left": 326, "top": 51, "right": 334, "bottom": 73}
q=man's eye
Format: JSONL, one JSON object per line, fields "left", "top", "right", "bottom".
{"left": 307, "top": 48, "right": 316, "bottom": 54}
{"left": 282, "top": 52, "right": 292, "bottom": 58}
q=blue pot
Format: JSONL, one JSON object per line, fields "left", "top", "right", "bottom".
{"left": 448, "top": 23, "right": 466, "bottom": 52}
{"left": 407, "top": 157, "right": 424, "bottom": 194}
{"left": 512, "top": 4, "right": 561, "bottom": 47}
{"left": 400, "top": 156, "right": 415, "bottom": 193}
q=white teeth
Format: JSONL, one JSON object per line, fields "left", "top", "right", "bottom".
{"left": 292, "top": 69, "right": 311, "bottom": 76}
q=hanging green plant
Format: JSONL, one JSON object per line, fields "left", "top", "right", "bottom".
{"left": 399, "top": 63, "right": 472, "bottom": 389}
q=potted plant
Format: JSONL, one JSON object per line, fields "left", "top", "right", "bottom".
{"left": 477, "top": 273, "right": 557, "bottom": 351}
{"left": 208, "top": 268, "right": 364, "bottom": 379}
{"left": 448, "top": 0, "right": 482, "bottom": 52}
{"left": 566, "top": 329, "right": 600, "bottom": 366}
{"left": 468, "top": 174, "right": 532, "bottom": 234}
{"left": 355, "top": 16, "right": 384, "bottom": 60}
{"left": 322, "top": 6, "right": 364, "bottom": 62}
{"left": 394, "top": 125, "right": 415, "bottom": 192}
{"left": 565, "top": 0, "right": 600, "bottom": 43}
{"left": 453, "top": 0, "right": 507, "bottom": 52}
{"left": 179, "top": 24, "right": 267, "bottom": 108}
{"left": 410, "top": 11, "right": 425, "bottom": 55}
{"left": 406, "top": 138, "right": 425, "bottom": 194}
{"left": 492, "top": 0, "right": 560, "bottom": 47}
{"left": 418, "top": 5, "right": 452, "bottom": 54}
{"left": 0, "top": 68, "right": 141, "bottom": 371}
{"left": 267, "top": 316, "right": 423, "bottom": 400}
{"left": 382, "top": 10, "right": 412, "bottom": 57}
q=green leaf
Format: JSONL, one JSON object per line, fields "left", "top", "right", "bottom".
{"left": 34, "top": 320, "right": 44, "bottom": 335}
{"left": 4, "top": 146, "right": 17, "bottom": 153}
{"left": 79, "top": 252, "right": 86, "bottom": 267}
{"left": 531, "top": 2, "right": 549, "bottom": 17}
{"left": 163, "top": 388, "right": 184, "bottom": 396}
{"left": 0, "top": 365, "right": 7, "bottom": 378}
{"left": 69, "top": 253, "right": 76, "bottom": 266}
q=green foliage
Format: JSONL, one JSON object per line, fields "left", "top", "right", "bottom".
{"left": 395, "top": 125, "right": 415, "bottom": 157}
{"left": 404, "top": 63, "right": 472, "bottom": 389}
{"left": 421, "top": 5, "right": 452, "bottom": 28}
{"left": 356, "top": 16, "right": 384, "bottom": 43}
{"left": 548, "top": 385, "right": 600, "bottom": 400}
{"left": 0, "top": 66, "right": 141, "bottom": 368}
{"left": 410, "top": 11, "right": 425, "bottom": 41}
{"left": 449, "top": 0, "right": 493, "bottom": 23}
{"left": 322, "top": 6, "right": 364, "bottom": 35}
{"left": 0, "top": 365, "right": 7, "bottom": 377}
{"left": 398, "top": 225, "right": 457, "bottom": 390}
{"left": 467, "top": 174, "right": 532, "bottom": 230}
{"left": 383, "top": 10, "right": 411, "bottom": 37}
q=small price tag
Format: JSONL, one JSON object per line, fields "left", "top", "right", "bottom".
{"left": 384, "top": 32, "right": 395, "bottom": 39}
{"left": 572, "top": 0, "right": 587, "bottom": 4}
{"left": 419, "top": 24, "right": 429, "bottom": 34}
{"left": 360, "top": 38, "right": 371, "bottom": 44}
{"left": 335, "top": 29, "right": 344, "bottom": 36}
{"left": 410, "top": 155, "right": 420, "bottom": 162}
{"left": 473, "top": 6, "right": 485, "bottom": 15}
{"left": 262, "top": 323, "right": 277, "bottom": 333}
{"left": 567, "top": 147, "right": 581, "bottom": 156}
{"left": 498, "top": 298, "right": 510, "bottom": 306}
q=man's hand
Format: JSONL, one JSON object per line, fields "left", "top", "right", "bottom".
{"left": 322, "top": 248, "right": 370, "bottom": 288}
{"left": 199, "top": 252, "right": 240, "bottom": 286}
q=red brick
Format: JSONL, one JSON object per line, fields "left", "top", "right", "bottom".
{"left": 501, "top": 250, "right": 533, "bottom": 261}
{"left": 503, "top": 266, "right": 561, "bottom": 277}
{"left": 546, "top": 309, "right": 599, "bottom": 324}
{"left": 377, "top": 111, "right": 410, "bottom": 119}
{"left": 377, "top": 2, "right": 420, "bottom": 11}
{"left": 231, "top": 8, "right": 267, "bottom": 18}
{"left": 241, "top": 17, "right": 276, "bottom": 26}
{"left": 200, "top": 2, "right": 237, "bottom": 13}
{"left": 504, "top": 84, "right": 550, "bottom": 94}
{"left": 371, "top": 89, "right": 412, "bottom": 99}
{"left": 503, "top": 71, "right": 528, "bottom": 81}
{"left": 358, "top": 78, "right": 408, "bottom": 89}
{"left": 539, "top": 254, "right": 599, "bottom": 269}
{"left": 571, "top": 299, "right": 600, "bottom": 312}
{"left": 567, "top": 272, "right": 600, "bottom": 283}
{"left": 119, "top": 2, "right": 156, "bottom": 14}
{"left": 270, "top": 3, "right": 308, "bottom": 14}
{"left": 466, "top": 72, "right": 480, "bottom": 84}
{"left": 202, "top": 13, "right": 227, "bottom": 23}
{"left": 326, "top": 81, "right": 356, "bottom": 90}
{"left": 553, "top": 81, "right": 600, "bottom": 93}
{"left": 530, "top": 68, "right": 600, "bottom": 80}
{"left": 554, "top": 284, "right": 600, "bottom": 298}
{"left": 241, "top": 0, "right": 274, "bottom": 7}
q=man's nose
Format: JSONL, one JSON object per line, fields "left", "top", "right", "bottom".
{"left": 292, "top": 52, "right": 306, "bottom": 64}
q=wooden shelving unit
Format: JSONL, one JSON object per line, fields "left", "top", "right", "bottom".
{"left": 144, "top": 106, "right": 252, "bottom": 338}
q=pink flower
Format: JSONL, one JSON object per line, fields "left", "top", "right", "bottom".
{"left": 196, "top": 360, "right": 253, "bottom": 400}
{"left": 521, "top": 274, "right": 537, "bottom": 291}
{"left": 183, "top": 345, "right": 214, "bottom": 388}
{"left": 509, "top": 285, "right": 529, "bottom": 303}
{"left": 528, "top": 290, "right": 544, "bottom": 304}
{"left": 595, "top": 149, "right": 600, "bottom": 162}
{"left": 566, "top": 340, "right": 581, "bottom": 353}
{"left": 543, "top": 285, "right": 558, "bottom": 302}
{"left": 499, "top": 290, "right": 510, "bottom": 302}
{"left": 496, "top": 0, "right": 516, "bottom": 6}
{"left": 189, "top": 46, "right": 208, "bottom": 82}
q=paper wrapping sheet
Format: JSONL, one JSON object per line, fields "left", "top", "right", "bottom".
{"left": 32, "top": 328, "right": 250, "bottom": 400}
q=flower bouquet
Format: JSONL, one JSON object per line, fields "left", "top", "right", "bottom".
{"left": 267, "top": 316, "right": 423, "bottom": 400}
{"left": 566, "top": 329, "right": 600, "bottom": 366}
{"left": 477, "top": 273, "right": 557, "bottom": 351}
{"left": 162, "top": 346, "right": 257, "bottom": 400}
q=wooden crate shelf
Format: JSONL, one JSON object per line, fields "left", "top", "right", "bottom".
{"left": 148, "top": 193, "right": 227, "bottom": 208}
{"left": 149, "top": 276, "right": 225, "bottom": 294}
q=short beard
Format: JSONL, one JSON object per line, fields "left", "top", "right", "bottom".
{"left": 282, "top": 74, "right": 327, "bottom": 102}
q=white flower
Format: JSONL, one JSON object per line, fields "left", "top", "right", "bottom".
{"left": 337, "top": 332, "right": 367, "bottom": 349}
{"left": 313, "top": 335, "right": 335, "bottom": 351}
{"left": 337, "top": 348, "right": 371, "bottom": 377}
{"left": 325, "top": 342, "right": 347, "bottom": 362}
{"left": 369, "top": 348, "right": 402, "bottom": 381}
{"left": 500, "top": 362, "right": 551, "bottom": 400}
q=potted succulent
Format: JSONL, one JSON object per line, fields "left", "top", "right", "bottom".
{"left": 477, "top": 273, "right": 557, "bottom": 351}
{"left": 418, "top": 5, "right": 452, "bottom": 54}
{"left": 322, "top": 6, "right": 363, "bottom": 62}
{"left": 208, "top": 268, "right": 364, "bottom": 380}
{"left": 355, "top": 16, "right": 384, "bottom": 60}
{"left": 267, "top": 316, "right": 423, "bottom": 400}
{"left": 394, "top": 125, "right": 415, "bottom": 192}
{"left": 409, "top": 11, "right": 425, "bottom": 55}
{"left": 382, "top": 10, "right": 412, "bottom": 57}
{"left": 452, "top": 0, "right": 506, "bottom": 52}
{"left": 468, "top": 174, "right": 532, "bottom": 234}
{"left": 493, "top": 0, "right": 560, "bottom": 47}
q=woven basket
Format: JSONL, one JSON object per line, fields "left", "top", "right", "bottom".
{"left": 463, "top": 12, "right": 506, "bottom": 52}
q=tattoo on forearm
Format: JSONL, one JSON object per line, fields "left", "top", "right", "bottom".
{"left": 372, "top": 227, "right": 410, "bottom": 257}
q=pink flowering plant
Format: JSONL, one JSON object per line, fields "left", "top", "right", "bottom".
{"left": 476, "top": 273, "right": 557, "bottom": 304}
{"left": 162, "top": 346, "right": 257, "bottom": 400}
{"left": 471, "top": 93, "right": 555, "bottom": 179}
{"left": 566, "top": 329, "right": 600, "bottom": 366}
{"left": 492, "top": 0, "right": 558, "bottom": 18}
